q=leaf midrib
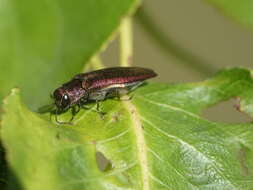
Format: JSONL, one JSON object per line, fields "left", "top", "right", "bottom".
{"left": 123, "top": 100, "right": 150, "bottom": 190}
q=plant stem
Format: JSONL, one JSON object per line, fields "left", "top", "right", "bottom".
{"left": 135, "top": 6, "right": 217, "bottom": 76}
{"left": 120, "top": 17, "right": 133, "bottom": 67}
{"left": 82, "top": 55, "right": 104, "bottom": 72}
{"left": 90, "top": 56, "right": 104, "bottom": 70}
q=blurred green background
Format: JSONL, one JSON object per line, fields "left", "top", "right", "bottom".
{"left": 102, "top": 0, "right": 253, "bottom": 123}
{"left": 0, "top": 0, "right": 252, "bottom": 123}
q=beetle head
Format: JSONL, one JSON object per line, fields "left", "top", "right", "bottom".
{"left": 53, "top": 88, "right": 71, "bottom": 110}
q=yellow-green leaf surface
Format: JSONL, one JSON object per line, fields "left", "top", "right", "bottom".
{"left": 204, "top": 0, "right": 253, "bottom": 29}
{"left": 0, "top": 0, "right": 140, "bottom": 110}
{"left": 2, "top": 68, "right": 253, "bottom": 190}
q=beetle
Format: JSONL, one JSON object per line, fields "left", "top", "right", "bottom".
{"left": 52, "top": 67, "right": 157, "bottom": 124}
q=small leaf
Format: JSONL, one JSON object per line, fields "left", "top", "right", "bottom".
{"left": 0, "top": 0, "right": 140, "bottom": 110}
{"left": 204, "top": 0, "right": 253, "bottom": 29}
{"left": 1, "top": 68, "right": 253, "bottom": 190}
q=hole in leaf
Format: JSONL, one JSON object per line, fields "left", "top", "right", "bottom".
{"left": 202, "top": 99, "right": 252, "bottom": 123}
{"left": 96, "top": 152, "right": 112, "bottom": 172}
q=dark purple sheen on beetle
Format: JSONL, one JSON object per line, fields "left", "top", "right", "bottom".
{"left": 53, "top": 67, "right": 157, "bottom": 111}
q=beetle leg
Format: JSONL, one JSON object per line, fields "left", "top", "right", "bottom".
{"left": 74, "top": 104, "right": 81, "bottom": 115}
{"left": 69, "top": 106, "right": 79, "bottom": 123}
{"left": 89, "top": 91, "right": 107, "bottom": 101}
{"left": 79, "top": 101, "right": 106, "bottom": 117}
{"left": 96, "top": 100, "right": 100, "bottom": 111}
{"left": 114, "top": 90, "right": 120, "bottom": 100}
{"left": 54, "top": 109, "right": 61, "bottom": 124}
{"left": 54, "top": 109, "right": 73, "bottom": 125}
{"left": 96, "top": 100, "right": 106, "bottom": 118}
{"left": 80, "top": 97, "right": 88, "bottom": 104}
{"left": 78, "top": 100, "right": 94, "bottom": 111}
{"left": 55, "top": 113, "right": 61, "bottom": 124}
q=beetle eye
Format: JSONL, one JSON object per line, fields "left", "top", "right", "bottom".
{"left": 61, "top": 94, "right": 70, "bottom": 109}
{"left": 63, "top": 94, "right": 68, "bottom": 100}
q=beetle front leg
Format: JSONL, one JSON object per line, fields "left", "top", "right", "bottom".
{"left": 53, "top": 108, "right": 74, "bottom": 125}
{"left": 69, "top": 105, "right": 81, "bottom": 122}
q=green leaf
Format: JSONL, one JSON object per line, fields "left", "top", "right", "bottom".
{"left": 0, "top": 0, "right": 140, "bottom": 110}
{"left": 204, "top": 0, "right": 253, "bottom": 29}
{"left": 1, "top": 68, "right": 253, "bottom": 190}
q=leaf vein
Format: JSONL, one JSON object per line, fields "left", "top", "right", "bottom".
{"left": 137, "top": 97, "right": 201, "bottom": 119}
{"left": 141, "top": 116, "right": 237, "bottom": 189}
{"left": 147, "top": 148, "right": 200, "bottom": 189}
{"left": 97, "top": 129, "right": 129, "bottom": 144}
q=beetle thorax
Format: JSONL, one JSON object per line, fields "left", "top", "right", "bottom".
{"left": 53, "top": 79, "right": 88, "bottom": 110}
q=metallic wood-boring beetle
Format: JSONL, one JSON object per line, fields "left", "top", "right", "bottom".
{"left": 53, "top": 67, "right": 157, "bottom": 124}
